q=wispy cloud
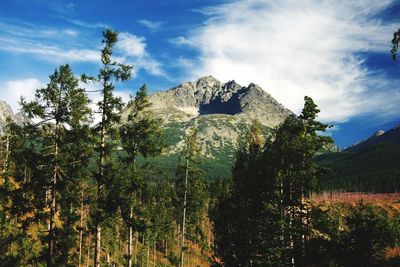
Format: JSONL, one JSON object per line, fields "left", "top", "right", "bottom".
{"left": 178, "top": 0, "right": 400, "bottom": 123}
{"left": 0, "top": 35, "right": 99, "bottom": 63}
{"left": 0, "top": 19, "right": 164, "bottom": 76}
{"left": 0, "top": 19, "right": 99, "bottom": 63}
{"left": 138, "top": 19, "right": 165, "bottom": 32}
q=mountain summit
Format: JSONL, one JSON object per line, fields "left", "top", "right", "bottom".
{"left": 148, "top": 75, "right": 291, "bottom": 127}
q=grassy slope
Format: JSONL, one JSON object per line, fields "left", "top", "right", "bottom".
{"left": 138, "top": 116, "right": 271, "bottom": 180}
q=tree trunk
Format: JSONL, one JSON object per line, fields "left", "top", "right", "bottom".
{"left": 153, "top": 241, "right": 156, "bottom": 267}
{"left": 79, "top": 189, "right": 85, "bottom": 267}
{"left": 180, "top": 157, "right": 189, "bottom": 267}
{"left": 128, "top": 207, "right": 133, "bottom": 267}
{"left": 94, "top": 224, "right": 101, "bottom": 267}
{"left": 134, "top": 231, "right": 138, "bottom": 265}
{"left": 2, "top": 133, "right": 9, "bottom": 181}
{"left": 146, "top": 236, "right": 150, "bottom": 267}
{"left": 86, "top": 236, "right": 91, "bottom": 267}
{"left": 48, "top": 136, "right": 59, "bottom": 267}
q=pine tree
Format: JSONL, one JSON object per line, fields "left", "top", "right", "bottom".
{"left": 83, "top": 29, "right": 132, "bottom": 267}
{"left": 272, "top": 96, "right": 332, "bottom": 266}
{"left": 214, "top": 98, "right": 332, "bottom": 267}
{"left": 118, "top": 84, "right": 164, "bottom": 267}
{"left": 20, "top": 64, "right": 91, "bottom": 266}
{"left": 213, "top": 121, "right": 283, "bottom": 266}
{"left": 175, "top": 128, "right": 207, "bottom": 267}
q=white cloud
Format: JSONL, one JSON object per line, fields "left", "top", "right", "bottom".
{"left": 0, "top": 79, "right": 43, "bottom": 113}
{"left": 117, "top": 32, "right": 165, "bottom": 77}
{"left": 118, "top": 33, "right": 147, "bottom": 57}
{"left": 181, "top": 0, "right": 400, "bottom": 123}
{"left": 138, "top": 19, "right": 165, "bottom": 32}
{"left": 2, "top": 40, "right": 100, "bottom": 63}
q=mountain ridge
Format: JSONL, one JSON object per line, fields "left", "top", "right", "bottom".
{"left": 345, "top": 125, "right": 400, "bottom": 153}
{"left": 146, "top": 75, "right": 292, "bottom": 128}
{"left": 317, "top": 124, "right": 400, "bottom": 192}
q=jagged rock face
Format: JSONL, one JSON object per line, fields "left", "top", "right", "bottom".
{"left": 0, "top": 100, "right": 26, "bottom": 129}
{"left": 148, "top": 75, "right": 291, "bottom": 127}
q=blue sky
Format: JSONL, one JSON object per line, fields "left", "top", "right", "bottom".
{"left": 0, "top": 0, "right": 399, "bottom": 148}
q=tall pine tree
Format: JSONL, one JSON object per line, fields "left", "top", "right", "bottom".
{"left": 83, "top": 29, "right": 132, "bottom": 267}
{"left": 118, "top": 84, "right": 164, "bottom": 267}
{"left": 20, "top": 64, "right": 91, "bottom": 266}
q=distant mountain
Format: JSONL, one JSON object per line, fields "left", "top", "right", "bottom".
{"left": 147, "top": 75, "right": 291, "bottom": 127}
{"left": 316, "top": 124, "right": 400, "bottom": 193}
{"left": 123, "top": 75, "right": 292, "bottom": 178}
{"left": 345, "top": 125, "right": 400, "bottom": 153}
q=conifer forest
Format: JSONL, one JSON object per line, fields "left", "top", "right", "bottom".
{"left": 0, "top": 29, "right": 399, "bottom": 267}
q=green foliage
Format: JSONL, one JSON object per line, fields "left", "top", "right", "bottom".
{"left": 13, "top": 64, "right": 92, "bottom": 266}
{"left": 120, "top": 84, "right": 164, "bottom": 162}
{"left": 316, "top": 143, "right": 400, "bottom": 192}
{"left": 391, "top": 28, "right": 400, "bottom": 60}
{"left": 306, "top": 203, "right": 400, "bottom": 267}
{"left": 87, "top": 28, "right": 133, "bottom": 266}
{"left": 175, "top": 129, "right": 208, "bottom": 243}
{"left": 344, "top": 203, "right": 398, "bottom": 266}
{"left": 213, "top": 97, "right": 334, "bottom": 266}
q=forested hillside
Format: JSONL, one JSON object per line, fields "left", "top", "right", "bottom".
{"left": 316, "top": 127, "right": 400, "bottom": 192}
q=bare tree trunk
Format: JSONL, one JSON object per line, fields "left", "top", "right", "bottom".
{"left": 289, "top": 181, "right": 295, "bottom": 267}
{"left": 94, "top": 224, "right": 101, "bottom": 267}
{"left": 134, "top": 231, "right": 138, "bottom": 265}
{"left": 146, "top": 236, "right": 150, "bottom": 267}
{"left": 86, "top": 236, "right": 91, "bottom": 267}
{"left": 2, "top": 133, "right": 9, "bottom": 182}
{"left": 128, "top": 207, "right": 133, "bottom": 267}
{"left": 48, "top": 136, "right": 59, "bottom": 267}
{"left": 180, "top": 157, "right": 189, "bottom": 267}
{"left": 79, "top": 189, "right": 85, "bottom": 267}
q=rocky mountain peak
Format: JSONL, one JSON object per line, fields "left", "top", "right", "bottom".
{"left": 148, "top": 76, "right": 291, "bottom": 127}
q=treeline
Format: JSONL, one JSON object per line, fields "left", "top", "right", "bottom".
{"left": 212, "top": 98, "right": 400, "bottom": 266}
{"left": 316, "top": 143, "right": 400, "bottom": 193}
{"left": 0, "top": 30, "right": 210, "bottom": 267}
